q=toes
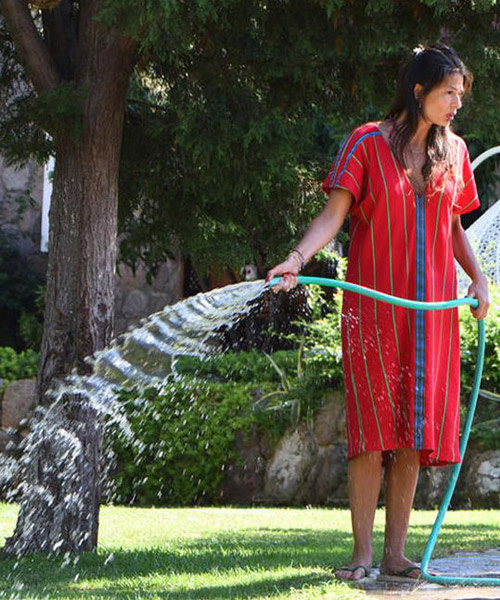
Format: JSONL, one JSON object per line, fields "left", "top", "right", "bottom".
{"left": 405, "top": 566, "right": 421, "bottom": 579}
{"left": 335, "top": 569, "right": 355, "bottom": 581}
{"left": 350, "top": 567, "right": 365, "bottom": 580}
{"left": 334, "top": 566, "right": 368, "bottom": 581}
{"left": 334, "top": 569, "right": 351, "bottom": 580}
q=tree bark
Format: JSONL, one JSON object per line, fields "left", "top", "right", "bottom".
{"left": 36, "top": 29, "right": 136, "bottom": 401}
{"left": 2, "top": 1, "right": 136, "bottom": 555}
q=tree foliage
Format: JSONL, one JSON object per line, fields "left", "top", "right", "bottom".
{"left": 111, "top": 0, "right": 500, "bottom": 276}
{"left": 1, "top": 1, "right": 499, "bottom": 275}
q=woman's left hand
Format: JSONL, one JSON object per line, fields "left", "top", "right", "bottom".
{"left": 466, "top": 276, "right": 490, "bottom": 320}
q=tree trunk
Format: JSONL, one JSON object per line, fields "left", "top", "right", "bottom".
{"left": 3, "top": 19, "right": 136, "bottom": 555}
{"left": 36, "top": 128, "right": 120, "bottom": 402}
{"left": 3, "top": 393, "right": 103, "bottom": 554}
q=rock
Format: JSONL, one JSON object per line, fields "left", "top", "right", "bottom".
{"left": 150, "top": 259, "right": 184, "bottom": 297}
{"left": 463, "top": 450, "right": 500, "bottom": 507}
{"left": 1, "top": 162, "right": 32, "bottom": 190}
{"left": 414, "top": 464, "right": 455, "bottom": 509}
{"left": 1, "top": 379, "right": 37, "bottom": 430}
{"left": 217, "top": 393, "right": 500, "bottom": 509}
{"left": 263, "top": 425, "right": 317, "bottom": 504}
{"left": 317, "top": 444, "right": 348, "bottom": 505}
{"left": 122, "top": 289, "right": 148, "bottom": 318}
{"left": 18, "top": 200, "right": 41, "bottom": 236}
{"left": 313, "top": 391, "right": 345, "bottom": 446}
{"left": 114, "top": 259, "right": 184, "bottom": 334}
{"left": 219, "top": 393, "right": 349, "bottom": 506}
{"left": 220, "top": 427, "right": 273, "bottom": 504}
{"left": 150, "top": 291, "right": 173, "bottom": 314}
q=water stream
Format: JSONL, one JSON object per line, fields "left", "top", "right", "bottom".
{"left": 3, "top": 280, "right": 272, "bottom": 555}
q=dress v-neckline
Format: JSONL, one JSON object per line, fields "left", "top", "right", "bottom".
{"left": 372, "top": 122, "right": 428, "bottom": 199}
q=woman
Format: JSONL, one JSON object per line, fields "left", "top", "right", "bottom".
{"left": 266, "top": 44, "right": 490, "bottom": 581}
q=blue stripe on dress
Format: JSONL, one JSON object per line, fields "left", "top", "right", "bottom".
{"left": 328, "top": 131, "right": 380, "bottom": 189}
{"left": 414, "top": 193, "right": 425, "bottom": 448}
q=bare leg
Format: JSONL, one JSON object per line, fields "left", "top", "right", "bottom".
{"left": 335, "top": 451, "right": 382, "bottom": 580}
{"left": 380, "top": 448, "right": 421, "bottom": 577}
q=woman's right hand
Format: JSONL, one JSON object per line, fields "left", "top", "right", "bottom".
{"left": 265, "top": 256, "right": 300, "bottom": 292}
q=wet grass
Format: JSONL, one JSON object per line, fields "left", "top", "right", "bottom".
{"left": 0, "top": 504, "right": 498, "bottom": 598}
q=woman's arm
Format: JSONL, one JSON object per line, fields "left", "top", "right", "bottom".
{"left": 452, "top": 214, "right": 490, "bottom": 319}
{"left": 266, "top": 188, "right": 352, "bottom": 291}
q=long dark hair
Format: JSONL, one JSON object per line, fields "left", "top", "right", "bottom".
{"left": 386, "top": 43, "right": 473, "bottom": 182}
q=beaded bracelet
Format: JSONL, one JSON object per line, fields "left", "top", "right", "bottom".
{"left": 293, "top": 247, "right": 306, "bottom": 265}
{"left": 287, "top": 248, "right": 306, "bottom": 270}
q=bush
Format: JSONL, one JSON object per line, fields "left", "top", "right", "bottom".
{"left": 460, "top": 283, "right": 500, "bottom": 450}
{"left": 298, "top": 283, "right": 344, "bottom": 388}
{"left": 0, "top": 234, "right": 45, "bottom": 350}
{"left": 174, "top": 349, "right": 298, "bottom": 383}
{"left": 108, "top": 274, "right": 346, "bottom": 506}
{"left": 109, "top": 273, "right": 500, "bottom": 506}
{"left": 109, "top": 378, "right": 279, "bottom": 506}
{"left": 0, "top": 346, "right": 39, "bottom": 385}
{"left": 109, "top": 334, "right": 343, "bottom": 506}
{"left": 18, "top": 285, "right": 45, "bottom": 350}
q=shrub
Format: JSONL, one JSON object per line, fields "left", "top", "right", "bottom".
{"left": 174, "top": 349, "right": 298, "bottom": 383}
{"left": 0, "top": 234, "right": 45, "bottom": 349}
{"left": 109, "top": 378, "right": 279, "bottom": 506}
{"left": 0, "top": 346, "right": 39, "bottom": 385}
{"left": 109, "top": 335, "right": 343, "bottom": 506}
{"left": 108, "top": 269, "right": 347, "bottom": 506}
{"left": 18, "top": 285, "right": 45, "bottom": 350}
{"left": 299, "top": 284, "right": 344, "bottom": 388}
{"left": 460, "top": 283, "right": 500, "bottom": 450}
{"left": 108, "top": 273, "right": 500, "bottom": 505}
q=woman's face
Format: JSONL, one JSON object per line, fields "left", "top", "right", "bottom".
{"left": 416, "top": 72, "right": 464, "bottom": 128}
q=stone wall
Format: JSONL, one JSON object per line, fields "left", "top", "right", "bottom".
{"left": 2, "top": 380, "right": 500, "bottom": 508}
{"left": 0, "top": 157, "right": 46, "bottom": 276}
{"left": 0, "top": 157, "right": 184, "bottom": 337}
{"left": 220, "top": 392, "right": 500, "bottom": 510}
{"left": 114, "top": 259, "right": 184, "bottom": 334}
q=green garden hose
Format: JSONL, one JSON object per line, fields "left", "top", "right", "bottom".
{"left": 269, "top": 275, "right": 493, "bottom": 586}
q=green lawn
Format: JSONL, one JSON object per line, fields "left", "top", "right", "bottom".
{"left": 0, "top": 504, "right": 498, "bottom": 599}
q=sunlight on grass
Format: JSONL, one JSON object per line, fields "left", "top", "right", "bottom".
{"left": 0, "top": 504, "right": 497, "bottom": 598}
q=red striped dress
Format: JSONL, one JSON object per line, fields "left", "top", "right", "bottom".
{"left": 323, "top": 123, "right": 480, "bottom": 466}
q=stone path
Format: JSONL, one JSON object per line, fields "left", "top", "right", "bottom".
{"left": 353, "top": 549, "right": 500, "bottom": 599}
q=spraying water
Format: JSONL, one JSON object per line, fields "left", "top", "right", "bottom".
{"left": 3, "top": 280, "right": 269, "bottom": 556}
{"left": 0, "top": 269, "right": 490, "bottom": 587}
{"left": 457, "top": 146, "right": 500, "bottom": 294}
{"left": 457, "top": 198, "right": 500, "bottom": 295}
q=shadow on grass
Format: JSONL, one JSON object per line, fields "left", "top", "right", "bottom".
{"left": 0, "top": 522, "right": 497, "bottom": 599}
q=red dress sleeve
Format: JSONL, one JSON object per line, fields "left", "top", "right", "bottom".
{"left": 322, "top": 126, "right": 370, "bottom": 209}
{"left": 452, "top": 140, "right": 480, "bottom": 215}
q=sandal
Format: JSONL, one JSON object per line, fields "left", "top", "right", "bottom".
{"left": 334, "top": 564, "right": 371, "bottom": 581}
{"left": 377, "top": 565, "right": 422, "bottom": 582}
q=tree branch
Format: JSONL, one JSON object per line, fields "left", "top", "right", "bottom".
{"left": 41, "top": 0, "right": 77, "bottom": 81}
{"left": 0, "top": 0, "right": 60, "bottom": 93}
